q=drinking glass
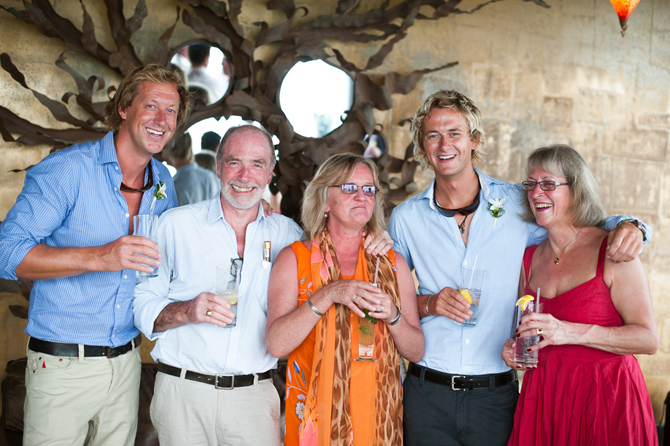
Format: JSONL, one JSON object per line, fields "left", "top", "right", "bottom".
{"left": 461, "top": 266, "right": 485, "bottom": 327}
{"left": 133, "top": 215, "right": 158, "bottom": 278}
{"left": 513, "top": 301, "right": 543, "bottom": 365}
{"left": 215, "top": 260, "right": 241, "bottom": 328}
{"left": 354, "top": 283, "right": 378, "bottom": 362}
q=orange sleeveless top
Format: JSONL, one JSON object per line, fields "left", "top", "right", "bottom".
{"left": 284, "top": 241, "right": 402, "bottom": 446}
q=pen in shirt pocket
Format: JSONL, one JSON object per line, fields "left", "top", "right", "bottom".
{"left": 263, "top": 241, "right": 271, "bottom": 269}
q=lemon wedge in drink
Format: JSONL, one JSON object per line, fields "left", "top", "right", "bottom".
{"left": 515, "top": 295, "right": 534, "bottom": 311}
{"left": 459, "top": 289, "right": 472, "bottom": 304}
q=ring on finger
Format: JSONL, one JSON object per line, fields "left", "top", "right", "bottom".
{"left": 352, "top": 294, "right": 357, "bottom": 302}
{"left": 537, "top": 328, "right": 543, "bottom": 336}
{"left": 205, "top": 309, "right": 213, "bottom": 317}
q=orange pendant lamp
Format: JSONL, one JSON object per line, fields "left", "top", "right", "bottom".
{"left": 610, "top": 0, "right": 641, "bottom": 36}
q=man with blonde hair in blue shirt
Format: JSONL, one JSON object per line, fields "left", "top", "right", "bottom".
{"left": 0, "top": 64, "right": 188, "bottom": 445}
{"left": 388, "top": 89, "right": 650, "bottom": 446}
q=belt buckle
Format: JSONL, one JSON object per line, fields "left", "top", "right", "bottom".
{"left": 105, "top": 347, "right": 114, "bottom": 358}
{"left": 451, "top": 375, "right": 466, "bottom": 391}
{"left": 215, "top": 374, "right": 235, "bottom": 390}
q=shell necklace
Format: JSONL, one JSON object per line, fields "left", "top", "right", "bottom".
{"left": 549, "top": 229, "right": 582, "bottom": 265}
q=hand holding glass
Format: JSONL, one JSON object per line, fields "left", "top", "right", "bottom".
{"left": 355, "top": 283, "right": 378, "bottom": 362}
{"left": 461, "top": 266, "right": 485, "bottom": 327}
{"left": 513, "top": 301, "right": 543, "bottom": 365}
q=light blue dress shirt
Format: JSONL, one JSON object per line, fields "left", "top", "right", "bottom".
{"left": 0, "top": 131, "right": 177, "bottom": 347}
{"left": 133, "top": 197, "right": 304, "bottom": 375}
{"left": 387, "top": 168, "right": 649, "bottom": 375}
{"left": 172, "top": 162, "right": 221, "bottom": 206}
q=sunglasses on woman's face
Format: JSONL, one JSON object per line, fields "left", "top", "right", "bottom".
{"left": 330, "top": 183, "right": 379, "bottom": 196}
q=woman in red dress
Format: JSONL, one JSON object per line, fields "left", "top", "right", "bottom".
{"left": 502, "top": 144, "right": 658, "bottom": 446}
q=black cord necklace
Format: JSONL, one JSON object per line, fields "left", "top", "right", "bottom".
{"left": 433, "top": 181, "right": 481, "bottom": 234}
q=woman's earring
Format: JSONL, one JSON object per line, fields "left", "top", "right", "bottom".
{"left": 324, "top": 212, "right": 328, "bottom": 219}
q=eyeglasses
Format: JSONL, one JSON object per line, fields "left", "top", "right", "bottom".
{"left": 230, "top": 258, "right": 243, "bottom": 276}
{"left": 521, "top": 181, "right": 569, "bottom": 191}
{"left": 330, "top": 183, "right": 379, "bottom": 196}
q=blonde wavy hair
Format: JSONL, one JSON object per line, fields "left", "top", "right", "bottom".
{"left": 103, "top": 64, "right": 190, "bottom": 133}
{"left": 301, "top": 153, "right": 386, "bottom": 240}
{"left": 410, "top": 90, "right": 486, "bottom": 170}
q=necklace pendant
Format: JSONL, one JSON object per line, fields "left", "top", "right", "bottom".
{"left": 554, "top": 257, "right": 560, "bottom": 265}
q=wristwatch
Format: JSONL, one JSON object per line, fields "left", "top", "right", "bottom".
{"left": 617, "top": 218, "right": 647, "bottom": 242}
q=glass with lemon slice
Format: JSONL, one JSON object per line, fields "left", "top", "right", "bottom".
{"left": 513, "top": 295, "right": 543, "bottom": 365}
{"left": 460, "top": 266, "right": 486, "bottom": 326}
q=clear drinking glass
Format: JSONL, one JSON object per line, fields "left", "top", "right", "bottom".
{"left": 133, "top": 215, "right": 158, "bottom": 278}
{"left": 461, "top": 266, "right": 485, "bottom": 327}
{"left": 513, "top": 301, "right": 543, "bottom": 365}
{"left": 355, "top": 283, "right": 378, "bottom": 362}
{"left": 215, "top": 259, "right": 241, "bottom": 328}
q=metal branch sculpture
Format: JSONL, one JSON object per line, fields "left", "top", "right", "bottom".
{"left": 0, "top": 0, "right": 549, "bottom": 221}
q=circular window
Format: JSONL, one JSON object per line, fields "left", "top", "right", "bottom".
{"left": 170, "top": 43, "right": 231, "bottom": 108}
{"left": 279, "top": 60, "right": 353, "bottom": 138}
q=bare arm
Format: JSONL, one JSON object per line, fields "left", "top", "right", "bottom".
{"left": 381, "top": 254, "right": 424, "bottom": 362}
{"left": 519, "top": 257, "right": 658, "bottom": 356}
{"left": 152, "top": 292, "right": 234, "bottom": 333}
{"left": 15, "top": 236, "right": 161, "bottom": 280}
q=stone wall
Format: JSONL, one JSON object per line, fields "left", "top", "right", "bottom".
{"left": 0, "top": 0, "right": 668, "bottom": 422}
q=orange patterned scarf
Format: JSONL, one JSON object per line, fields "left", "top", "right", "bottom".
{"left": 299, "top": 228, "right": 403, "bottom": 446}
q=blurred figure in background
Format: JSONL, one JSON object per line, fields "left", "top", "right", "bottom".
{"left": 169, "top": 133, "right": 220, "bottom": 206}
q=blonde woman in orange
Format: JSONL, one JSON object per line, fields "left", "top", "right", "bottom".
{"left": 266, "top": 153, "right": 424, "bottom": 446}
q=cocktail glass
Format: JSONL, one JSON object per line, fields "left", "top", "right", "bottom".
{"left": 133, "top": 214, "right": 158, "bottom": 278}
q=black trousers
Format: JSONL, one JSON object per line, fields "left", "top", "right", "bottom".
{"left": 403, "top": 368, "right": 519, "bottom": 446}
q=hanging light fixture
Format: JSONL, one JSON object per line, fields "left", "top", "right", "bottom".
{"left": 610, "top": 0, "right": 641, "bottom": 37}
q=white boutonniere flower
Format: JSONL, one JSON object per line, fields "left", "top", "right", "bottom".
{"left": 150, "top": 181, "right": 166, "bottom": 214}
{"left": 487, "top": 198, "right": 506, "bottom": 227}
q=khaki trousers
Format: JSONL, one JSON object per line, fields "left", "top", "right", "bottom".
{"left": 151, "top": 370, "right": 281, "bottom": 446}
{"left": 23, "top": 345, "right": 141, "bottom": 446}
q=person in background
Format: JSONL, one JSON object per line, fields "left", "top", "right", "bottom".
{"left": 503, "top": 144, "right": 658, "bottom": 445}
{"left": 266, "top": 153, "right": 424, "bottom": 445}
{"left": 168, "top": 132, "right": 220, "bottom": 206}
{"left": 387, "top": 89, "right": 652, "bottom": 446}
{"left": 0, "top": 64, "right": 187, "bottom": 446}
{"left": 195, "top": 150, "right": 218, "bottom": 173}
{"left": 201, "top": 130, "right": 221, "bottom": 153}
{"left": 133, "top": 126, "right": 393, "bottom": 446}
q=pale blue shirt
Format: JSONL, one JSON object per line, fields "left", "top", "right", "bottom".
{"left": 388, "top": 168, "right": 649, "bottom": 375}
{"left": 172, "top": 162, "right": 221, "bottom": 206}
{"left": 133, "top": 196, "right": 303, "bottom": 375}
{"left": 0, "top": 131, "right": 177, "bottom": 347}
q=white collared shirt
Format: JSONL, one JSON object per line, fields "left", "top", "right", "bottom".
{"left": 133, "top": 196, "right": 303, "bottom": 374}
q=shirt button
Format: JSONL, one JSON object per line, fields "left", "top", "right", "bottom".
{"left": 465, "top": 339, "right": 470, "bottom": 344}
{"left": 123, "top": 275, "right": 127, "bottom": 279}
{"left": 111, "top": 334, "right": 115, "bottom": 338}
{"left": 116, "top": 304, "right": 121, "bottom": 309}
{"left": 114, "top": 187, "right": 118, "bottom": 192}
{"left": 115, "top": 166, "right": 119, "bottom": 171}
{"left": 125, "top": 213, "right": 129, "bottom": 218}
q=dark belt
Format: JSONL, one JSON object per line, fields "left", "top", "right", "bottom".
{"left": 158, "top": 363, "right": 272, "bottom": 390}
{"left": 28, "top": 335, "right": 141, "bottom": 359}
{"left": 408, "top": 363, "right": 517, "bottom": 391}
